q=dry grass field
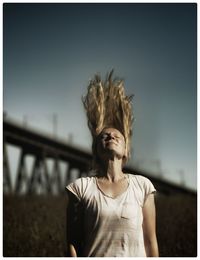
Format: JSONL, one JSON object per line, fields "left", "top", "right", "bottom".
{"left": 3, "top": 192, "right": 197, "bottom": 257}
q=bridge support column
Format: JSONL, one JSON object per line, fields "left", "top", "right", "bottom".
{"left": 15, "top": 149, "right": 28, "bottom": 194}
{"left": 3, "top": 141, "right": 12, "bottom": 193}
{"left": 51, "top": 157, "right": 62, "bottom": 194}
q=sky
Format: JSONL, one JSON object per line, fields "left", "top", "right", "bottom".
{"left": 3, "top": 3, "right": 197, "bottom": 190}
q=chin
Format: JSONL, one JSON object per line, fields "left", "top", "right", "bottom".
{"left": 105, "top": 148, "right": 122, "bottom": 159}
{"left": 105, "top": 142, "right": 117, "bottom": 149}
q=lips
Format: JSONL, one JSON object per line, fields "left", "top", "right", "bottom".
{"left": 105, "top": 140, "right": 117, "bottom": 145}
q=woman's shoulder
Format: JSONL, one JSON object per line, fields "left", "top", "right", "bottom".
{"left": 127, "top": 173, "right": 151, "bottom": 183}
{"left": 65, "top": 176, "right": 95, "bottom": 200}
{"left": 127, "top": 173, "right": 156, "bottom": 206}
{"left": 66, "top": 175, "right": 95, "bottom": 189}
{"left": 127, "top": 173, "right": 156, "bottom": 192}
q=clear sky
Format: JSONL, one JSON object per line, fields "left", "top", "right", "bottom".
{"left": 3, "top": 3, "right": 197, "bottom": 190}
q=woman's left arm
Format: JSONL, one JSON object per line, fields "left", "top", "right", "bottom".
{"left": 142, "top": 193, "right": 159, "bottom": 257}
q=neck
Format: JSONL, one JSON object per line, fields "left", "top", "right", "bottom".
{"left": 98, "top": 158, "right": 124, "bottom": 182}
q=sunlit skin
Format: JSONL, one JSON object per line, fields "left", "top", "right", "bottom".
{"left": 67, "top": 127, "right": 159, "bottom": 257}
{"left": 97, "top": 127, "right": 126, "bottom": 162}
{"left": 96, "top": 128, "right": 128, "bottom": 198}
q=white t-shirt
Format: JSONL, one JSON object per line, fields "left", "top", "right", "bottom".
{"left": 66, "top": 173, "right": 156, "bottom": 257}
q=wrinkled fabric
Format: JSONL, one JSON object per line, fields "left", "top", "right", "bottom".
{"left": 66, "top": 174, "right": 156, "bottom": 257}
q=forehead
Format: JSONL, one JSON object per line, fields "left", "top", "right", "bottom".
{"left": 100, "top": 127, "right": 124, "bottom": 138}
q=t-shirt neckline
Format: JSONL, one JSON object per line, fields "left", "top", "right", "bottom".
{"left": 94, "top": 174, "right": 130, "bottom": 200}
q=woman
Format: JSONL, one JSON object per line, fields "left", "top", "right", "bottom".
{"left": 66, "top": 71, "right": 159, "bottom": 257}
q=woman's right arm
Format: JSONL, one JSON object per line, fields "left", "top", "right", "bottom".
{"left": 66, "top": 191, "right": 83, "bottom": 257}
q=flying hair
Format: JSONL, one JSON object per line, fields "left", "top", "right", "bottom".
{"left": 82, "top": 70, "right": 134, "bottom": 165}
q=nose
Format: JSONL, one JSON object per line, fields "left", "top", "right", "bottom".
{"left": 106, "top": 132, "right": 115, "bottom": 140}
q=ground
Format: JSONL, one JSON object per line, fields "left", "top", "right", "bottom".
{"left": 3, "top": 192, "right": 197, "bottom": 257}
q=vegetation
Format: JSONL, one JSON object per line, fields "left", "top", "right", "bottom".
{"left": 3, "top": 192, "right": 197, "bottom": 257}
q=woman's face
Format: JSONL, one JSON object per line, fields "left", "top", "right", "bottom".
{"left": 96, "top": 127, "right": 126, "bottom": 161}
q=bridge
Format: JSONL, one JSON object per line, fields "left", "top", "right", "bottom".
{"left": 3, "top": 118, "right": 196, "bottom": 196}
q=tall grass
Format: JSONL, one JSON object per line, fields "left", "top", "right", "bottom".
{"left": 3, "top": 192, "right": 197, "bottom": 257}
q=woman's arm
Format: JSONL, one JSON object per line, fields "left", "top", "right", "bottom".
{"left": 66, "top": 191, "right": 83, "bottom": 257}
{"left": 142, "top": 193, "right": 159, "bottom": 257}
{"left": 67, "top": 244, "right": 77, "bottom": 257}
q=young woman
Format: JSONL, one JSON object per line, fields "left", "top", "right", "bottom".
{"left": 66, "top": 71, "right": 159, "bottom": 257}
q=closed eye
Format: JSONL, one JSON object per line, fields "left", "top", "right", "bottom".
{"left": 101, "top": 134, "right": 121, "bottom": 140}
{"left": 114, "top": 135, "right": 120, "bottom": 139}
{"left": 101, "top": 134, "right": 108, "bottom": 139}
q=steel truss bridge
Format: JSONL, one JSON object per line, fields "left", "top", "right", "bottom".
{"left": 3, "top": 118, "right": 196, "bottom": 196}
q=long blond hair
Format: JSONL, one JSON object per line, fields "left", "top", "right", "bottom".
{"left": 82, "top": 70, "right": 134, "bottom": 168}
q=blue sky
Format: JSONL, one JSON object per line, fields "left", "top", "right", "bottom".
{"left": 3, "top": 3, "right": 197, "bottom": 190}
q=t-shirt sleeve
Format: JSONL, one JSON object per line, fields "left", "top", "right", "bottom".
{"left": 142, "top": 176, "right": 156, "bottom": 204}
{"left": 134, "top": 175, "right": 156, "bottom": 207}
{"left": 65, "top": 177, "right": 88, "bottom": 201}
